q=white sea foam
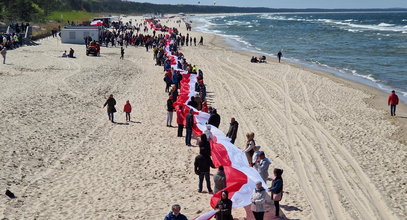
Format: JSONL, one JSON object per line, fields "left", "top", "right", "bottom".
{"left": 258, "top": 14, "right": 407, "bottom": 33}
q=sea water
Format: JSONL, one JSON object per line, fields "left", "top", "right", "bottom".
{"left": 191, "top": 12, "right": 407, "bottom": 103}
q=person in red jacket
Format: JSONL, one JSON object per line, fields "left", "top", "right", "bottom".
{"left": 124, "top": 100, "right": 132, "bottom": 122}
{"left": 176, "top": 105, "right": 185, "bottom": 137}
{"left": 388, "top": 90, "right": 399, "bottom": 116}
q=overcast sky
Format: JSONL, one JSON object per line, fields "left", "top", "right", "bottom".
{"left": 129, "top": 0, "right": 407, "bottom": 9}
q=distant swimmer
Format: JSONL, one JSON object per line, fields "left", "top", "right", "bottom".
{"left": 277, "top": 51, "right": 282, "bottom": 63}
{"left": 388, "top": 90, "right": 399, "bottom": 116}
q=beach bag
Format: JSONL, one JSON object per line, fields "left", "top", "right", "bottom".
{"left": 273, "top": 192, "right": 283, "bottom": 201}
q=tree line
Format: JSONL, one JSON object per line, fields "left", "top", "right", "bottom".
{"left": 1, "top": 0, "right": 406, "bottom": 23}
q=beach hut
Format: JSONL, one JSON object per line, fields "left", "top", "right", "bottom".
{"left": 60, "top": 26, "right": 102, "bottom": 44}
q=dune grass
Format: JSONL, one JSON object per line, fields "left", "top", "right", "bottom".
{"left": 47, "top": 11, "right": 94, "bottom": 23}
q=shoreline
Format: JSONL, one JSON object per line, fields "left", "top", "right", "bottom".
{"left": 188, "top": 18, "right": 407, "bottom": 146}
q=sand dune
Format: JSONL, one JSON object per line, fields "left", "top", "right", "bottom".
{"left": 0, "top": 16, "right": 405, "bottom": 219}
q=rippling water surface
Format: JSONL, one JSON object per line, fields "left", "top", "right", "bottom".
{"left": 192, "top": 12, "right": 407, "bottom": 102}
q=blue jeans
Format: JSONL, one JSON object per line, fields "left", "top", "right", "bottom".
{"left": 198, "top": 172, "right": 212, "bottom": 193}
{"left": 108, "top": 112, "right": 114, "bottom": 122}
{"left": 185, "top": 127, "right": 192, "bottom": 145}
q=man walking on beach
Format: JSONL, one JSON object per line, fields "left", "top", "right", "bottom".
{"left": 185, "top": 109, "right": 194, "bottom": 146}
{"left": 277, "top": 51, "right": 283, "bottom": 63}
{"left": 388, "top": 90, "right": 399, "bottom": 116}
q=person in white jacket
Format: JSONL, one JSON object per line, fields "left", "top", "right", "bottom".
{"left": 251, "top": 181, "right": 267, "bottom": 220}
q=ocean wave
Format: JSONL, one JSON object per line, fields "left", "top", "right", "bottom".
{"left": 225, "top": 20, "right": 251, "bottom": 26}
{"left": 258, "top": 14, "right": 407, "bottom": 33}
{"left": 377, "top": 23, "right": 395, "bottom": 27}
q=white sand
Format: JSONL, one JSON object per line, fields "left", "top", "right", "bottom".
{"left": 0, "top": 16, "right": 405, "bottom": 219}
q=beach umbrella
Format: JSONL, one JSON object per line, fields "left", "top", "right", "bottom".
{"left": 90, "top": 20, "right": 103, "bottom": 26}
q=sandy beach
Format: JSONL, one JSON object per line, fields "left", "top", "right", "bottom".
{"left": 0, "top": 15, "right": 406, "bottom": 219}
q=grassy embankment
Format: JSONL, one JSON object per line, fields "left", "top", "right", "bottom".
{"left": 31, "top": 10, "right": 95, "bottom": 40}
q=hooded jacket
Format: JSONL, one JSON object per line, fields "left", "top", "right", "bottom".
{"left": 123, "top": 102, "right": 132, "bottom": 113}
{"left": 251, "top": 187, "right": 266, "bottom": 212}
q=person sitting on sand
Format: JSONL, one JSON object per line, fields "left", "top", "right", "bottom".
{"left": 259, "top": 55, "right": 267, "bottom": 63}
{"left": 68, "top": 48, "right": 75, "bottom": 58}
{"left": 62, "top": 50, "right": 67, "bottom": 57}
{"left": 164, "top": 204, "right": 188, "bottom": 220}
{"left": 251, "top": 56, "right": 259, "bottom": 63}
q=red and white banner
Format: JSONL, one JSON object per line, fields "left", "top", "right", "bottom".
{"left": 148, "top": 20, "right": 266, "bottom": 219}
{"left": 90, "top": 20, "right": 103, "bottom": 26}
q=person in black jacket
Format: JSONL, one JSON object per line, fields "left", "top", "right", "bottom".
{"left": 166, "top": 96, "right": 175, "bottom": 127}
{"left": 187, "top": 96, "right": 198, "bottom": 109}
{"left": 194, "top": 147, "right": 214, "bottom": 193}
{"left": 208, "top": 108, "right": 221, "bottom": 128}
{"left": 199, "top": 133, "right": 211, "bottom": 158}
{"left": 185, "top": 109, "right": 194, "bottom": 146}
{"left": 269, "top": 168, "right": 284, "bottom": 218}
{"left": 103, "top": 94, "right": 117, "bottom": 123}
{"left": 226, "top": 118, "right": 239, "bottom": 144}
{"left": 215, "top": 190, "right": 233, "bottom": 220}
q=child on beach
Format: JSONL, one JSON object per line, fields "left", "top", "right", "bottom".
{"left": 123, "top": 100, "right": 132, "bottom": 122}
{"left": 120, "top": 47, "right": 124, "bottom": 59}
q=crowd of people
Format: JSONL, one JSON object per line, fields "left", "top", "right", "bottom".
{"left": 139, "top": 18, "right": 285, "bottom": 219}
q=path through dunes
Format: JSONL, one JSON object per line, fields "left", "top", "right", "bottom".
{"left": 181, "top": 38, "right": 406, "bottom": 219}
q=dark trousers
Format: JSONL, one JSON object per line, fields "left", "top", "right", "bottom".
{"left": 252, "top": 211, "right": 264, "bottom": 220}
{"left": 186, "top": 127, "right": 192, "bottom": 145}
{"left": 108, "top": 112, "right": 114, "bottom": 122}
{"left": 274, "top": 201, "right": 280, "bottom": 217}
{"left": 231, "top": 137, "right": 236, "bottom": 144}
{"left": 178, "top": 124, "right": 184, "bottom": 137}
{"left": 390, "top": 105, "right": 397, "bottom": 116}
{"left": 125, "top": 112, "right": 130, "bottom": 121}
{"left": 198, "top": 172, "right": 212, "bottom": 192}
